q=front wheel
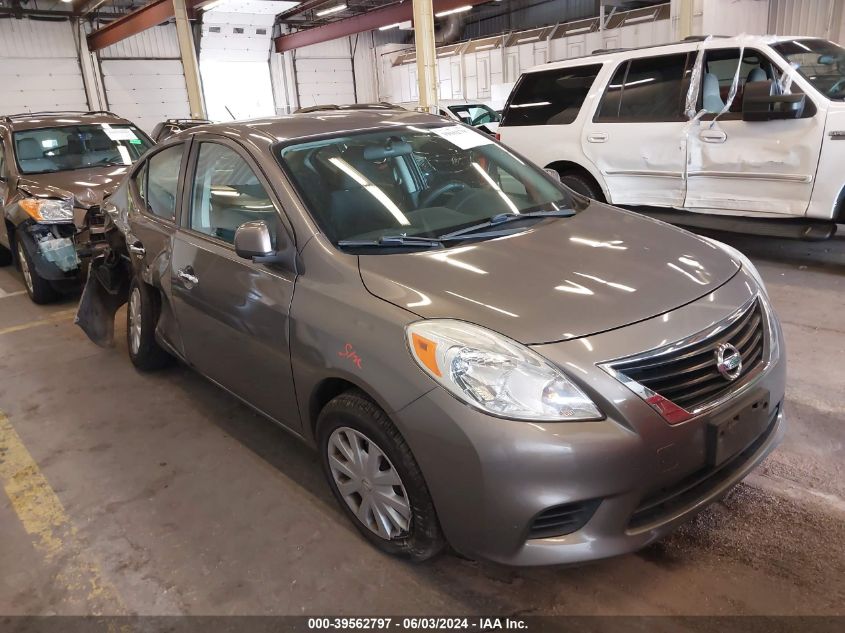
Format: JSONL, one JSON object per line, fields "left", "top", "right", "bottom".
{"left": 317, "top": 390, "right": 445, "bottom": 561}
{"left": 558, "top": 170, "right": 605, "bottom": 202}
{"left": 16, "top": 240, "right": 59, "bottom": 304}
{"left": 127, "top": 278, "right": 172, "bottom": 370}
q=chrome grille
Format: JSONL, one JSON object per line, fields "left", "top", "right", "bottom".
{"left": 609, "top": 298, "right": 767, "bottom": 416}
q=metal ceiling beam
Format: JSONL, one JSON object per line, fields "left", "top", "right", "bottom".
{"left": 274, "top": 0, "right": 490, "bottom": 52}
{"left": 86, "top": 0, "right": 216, "bottom": 51}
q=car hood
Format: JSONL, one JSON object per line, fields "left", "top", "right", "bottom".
{"left": 359, "top": 204, "right": 740, "bottom": 344}
{"left": 17, "top": 166, "right": 131, "bottom": 208}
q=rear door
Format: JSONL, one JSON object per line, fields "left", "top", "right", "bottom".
{"left": 169, "top": 135, "right": 300, "bottom": 429}
{"left": 683, "top": 45, "right": 826, "bottom": 217}
{"left": 582, "top": 51, "right": 695, "bottom": 207}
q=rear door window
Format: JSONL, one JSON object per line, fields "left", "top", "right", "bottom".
{"left": 146, "top": 144, "right": 185, "bottom": 222}
{"left": 595, "top": 53, "right": 690, "bottom": 122}
{"left": 502, "top": 64, "right": 602, "bottom": 126}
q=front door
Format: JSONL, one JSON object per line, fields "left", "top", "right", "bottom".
{"left": 169, "top": 137, "right": 300, "bottom": 429}
{"left": 582, "top": 50, "right": 694, "bottom": 207}
{"left": 683, "top": 46, "right": 827, "bottom": 217}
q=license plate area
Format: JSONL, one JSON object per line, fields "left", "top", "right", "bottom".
{"left": 706, "top": 389, "right": 772, "bottom": 467}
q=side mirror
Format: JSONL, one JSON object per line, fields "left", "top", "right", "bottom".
{"left": 742, "top": 80, "right": 806, "bottom": 121}
{"left": 544, "top": 168, "right": 562, "bottom": 183}
{"left": 234, "top": 220, "right": 274, "bottom": 259}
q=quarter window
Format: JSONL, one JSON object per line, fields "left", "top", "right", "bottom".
{"left": 501, "top": 64, "right": 602, "bottom": 126}
{"left": 189, "top": 143, "right": 279, "bottom": 245}
{"left": 595, "top": 53, "right": 690, "bottom": 122}
{"left": 146, "top": 144, "right": 184, "bottom": 222}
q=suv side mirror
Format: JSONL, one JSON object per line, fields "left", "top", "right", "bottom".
{"left": 234, "top": 220, "right": 274, "bottom": 259}
{"left": 742, "top": 80, "right": 806, "bottom": 121}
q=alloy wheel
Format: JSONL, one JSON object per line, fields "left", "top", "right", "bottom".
{"left": 327, "top": 426, "right": 412, "bottom": 540}
{"left": 17, "top": 242, "right": 33, "bottom": 295}
{"left": 128, "top": 287, "right": 142, "bottom": 355}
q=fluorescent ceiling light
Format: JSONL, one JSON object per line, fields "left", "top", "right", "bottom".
{"left": 475, "top": 43, "right": 496, "bottom": 50}
{"left": 380, "top": 23, "right": 401, "bottom": 31}
{"left": 435, "top": 5, "right": 471, "bottom": 17}
{"left": 317, "top": 3, "right": 346, "bottom": 17}
{"left": 566, "top": 26, "right": 591, "bottom": 35}
{"left": 517, "top": 35, "right": 540, "bottom": 43}
{"left": 201, "top": 0, "right": 227, "bottom": 10}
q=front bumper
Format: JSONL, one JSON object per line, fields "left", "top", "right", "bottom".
{"left": 393, "top": 268, "right": 786, "bottom": 566}
{"left": 18, "top": 222, "right": 82, "bottom": 281}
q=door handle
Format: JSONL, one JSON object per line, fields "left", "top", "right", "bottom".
{"left": 587, "top": 132, "right": 608, "bottom": 143}
{"left": 177, "top": 267, "right": 199, "bottom": 288}
{"left": 699, "top": 129, "right": 727, "bottom": 143}
{"left": 127, "top": 242, "right": 145, "bottom": 257}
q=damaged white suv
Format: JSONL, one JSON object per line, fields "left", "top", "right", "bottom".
{"left": 499, "top": 35, "right": 845, "bottom": 239}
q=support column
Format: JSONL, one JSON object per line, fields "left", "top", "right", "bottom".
{"left": 413, "top": 0, "right": 438, "bottom": 114}
{"left": 75, "top": 19, "right": 108, "bottom": 111}
{"left": 173, "top": 0, "right": 207, "bottom": 119}
{"left": 676, "top": 0, "right": 694, "bottom": 40}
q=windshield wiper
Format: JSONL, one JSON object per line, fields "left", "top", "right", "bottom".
{"left": 439, "top": 210, "right": 574, "bottom": 240}
{"left": 337, "top": 235, "right": 445, "bottom": 249}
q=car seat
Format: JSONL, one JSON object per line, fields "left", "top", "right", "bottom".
{"left": 16, "top": 138, "right": 56, "bottom": 173}
{"left": 703, "top": 73, "right": 725, "bottom": 113}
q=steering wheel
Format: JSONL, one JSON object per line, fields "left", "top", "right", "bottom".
{"left": 829, "top": 78, "right": 845, "bottom": 96}
{"left": 419, "top": 180, "right": 466, "bottom": 208}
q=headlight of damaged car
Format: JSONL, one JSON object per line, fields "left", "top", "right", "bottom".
{"left": 407, "top": 320, "right": 602, "bottom": 421}
{"left": 19, "top": 198, "right": 74, "bottom": 223}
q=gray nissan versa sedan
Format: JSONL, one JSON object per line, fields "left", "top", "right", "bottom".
{"left": 75, "top": 110, "right": 786, "bottom": 566}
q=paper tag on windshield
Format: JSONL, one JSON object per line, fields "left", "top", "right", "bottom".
{"left": 431, "top": 125, "right": 492, "bottom": 150}
{"left": 101, "top": 125, "right": 138, "bottom": 142}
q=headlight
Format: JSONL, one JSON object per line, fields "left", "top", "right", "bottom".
{"left": 19, "top": 198, "right": 74, "bottom": 223}
{"left": 701, "top": 236, "right": 767, "bottom": 295}
{"left": 406, "top": 320, "right": 602, "bottom": 421}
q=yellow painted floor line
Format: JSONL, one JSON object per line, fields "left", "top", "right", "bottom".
{"left": 0, "top": 308, "right": 77, "bottom": 337}
{"left": 0, "top": 411, "right": 125, "bottom": 614}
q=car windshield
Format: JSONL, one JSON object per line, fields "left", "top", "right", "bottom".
{"left": 771, "top": 39, "right": 845, "bottom": 100}
{"left": 276, "top": 124, "right": 573, "bottom": 246}
{"left": 13, "top": 124, "right": 152, "bottom": 175}
{"left": 448, "top": 104, "right": 501, "bottom": 126}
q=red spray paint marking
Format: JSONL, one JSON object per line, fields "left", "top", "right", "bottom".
{"left": 338, "top": 343, "right": 363, "bottom": 369}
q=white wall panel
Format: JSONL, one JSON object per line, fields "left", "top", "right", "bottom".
{"left": 98, "top": 25, "right": 181, "bottom": 59}
{"left": 768, "top": 0, "right": 843, "bottom": 40}
{"left": 101, "top": 59, "right": 189, "bottom": 133}
{"left": 0, "top": 18, "right": 87, "bottom": 114}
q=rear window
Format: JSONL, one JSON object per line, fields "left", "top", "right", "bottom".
{"left": 501, "top": 64, "right": 602, "bottom": 126}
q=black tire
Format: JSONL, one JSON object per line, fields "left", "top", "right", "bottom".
{"left": 317, "top": 390, "right": 445, "bottom": 561}
{"left": 16, "top": 239, "right": 60, "bottom": 304}
{"left": 559, "top": 170, "right": 605, "bottom": 202}
{"left": 0, "top": 243, "right": 12, "bottom": 266}
{"left": 127, "top": 277, "right": 172, "bottom": 371}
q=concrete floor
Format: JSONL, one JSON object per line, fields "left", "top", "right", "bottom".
{"left": 0, "top": 231, "right": 843, "bottom": 616}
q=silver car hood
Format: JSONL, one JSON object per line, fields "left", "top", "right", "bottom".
{"left": 359, "top": 204, "right": 740, "bottom": 344}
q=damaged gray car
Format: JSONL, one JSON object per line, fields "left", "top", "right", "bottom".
{"left": 0, "top": 111, "right": 153, "bottom": 303}
{"left": 75, "top": 111, "right": 786, "bottom": 566}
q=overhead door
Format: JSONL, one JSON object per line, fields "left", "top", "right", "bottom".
{"left": 100, "top": 60, "right": 190, "bottom": 133}
{"left": 98, "top": 25, "right": 190, "bottom": 134}
{"left": 0, "top": 18, "right": 87, "bottom": 115}
{"left": 295, "top": 56, "right": 355, "bottom": 107}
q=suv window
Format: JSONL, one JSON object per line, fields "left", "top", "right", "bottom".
{"left": 595, "top": 53, "right": 690, "bottom": 122}
{"left": 502, "top": 64, "right": 602, "bottom": 126}
{"left": 146, "top": 144, "right": 184, "bottom": 222}
{"left": 189, "top": 143, "right": 279, "bottom": 245}
{"left": 699, "top": 47, "right": 814, "bottom": 118}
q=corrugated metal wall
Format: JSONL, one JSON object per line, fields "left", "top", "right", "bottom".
{"left": 768, "top": 0, "right": 844, "bottom": 41}
{"left": 463, "top": 0, "right": 598, "bottom": 40}
{"left": 0, "top": 17, "right": 88, "bottom": 114}
{"left": 97, "top": 24, "right": 189, "bottom": 133}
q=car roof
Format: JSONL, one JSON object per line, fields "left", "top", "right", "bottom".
{"left": 2, "top": 111, "right": 137, "bottom": 132}
{"left": 522, "top": 34, "right": 821, "bottom": 74}
{"left": 187, "top": 109, "right": 450, "bottom": 144}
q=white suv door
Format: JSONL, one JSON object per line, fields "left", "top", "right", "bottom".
{"left": 683, "top": 45, "right": 827, "bottom": 217}
{"left": 581, "top": 50, "right": 694, "bottom": 207}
